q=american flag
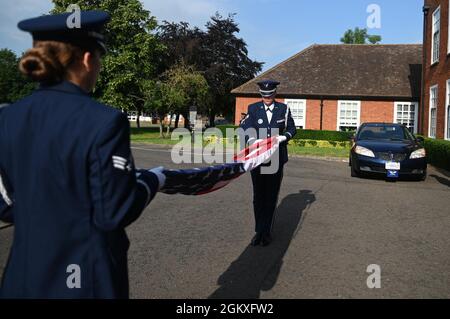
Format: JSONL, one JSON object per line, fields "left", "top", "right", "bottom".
{"left": 160, "top": 137, "right": 279, "bottom": 195}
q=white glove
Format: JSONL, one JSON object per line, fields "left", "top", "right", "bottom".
{"left": 277, "top": 135, "right": 287, "bottom": 143}
{"left": 149, "top": 166, "right": 166, "bottom": 190}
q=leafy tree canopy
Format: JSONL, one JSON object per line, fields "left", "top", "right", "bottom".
{"left": 52, "top": 0, "right": 165, "bottom": 116}
{"left": 158, "top": 13, "right": 263, "bottom": 125}
{"left": 340, "top": 27, "right": 382, "bottom": 44}
{"left": 0, "top": 49, "right": 36, "bottom": 104}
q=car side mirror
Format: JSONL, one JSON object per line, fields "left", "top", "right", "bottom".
{"left": 416, "top": 136, "right": 424, "bottom": 143}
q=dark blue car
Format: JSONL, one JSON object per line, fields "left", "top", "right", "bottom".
{"left": 350, "top": 123, "right": 427, "bottom": 180}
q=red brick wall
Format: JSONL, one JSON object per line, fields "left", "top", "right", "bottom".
{"left": 234, "top": 97, "right": 262, "bottom": 125}
{"left": 305, "top": 99, "right": 321, "bottom": 130}
{"left": 303, "top": 99, "right": 338, "bottom": 130}
{"left": 423, "top": 0, "right": 450, "bottom": 139}
{"left": 234, "top": 97, "right": 399, "bottom": 130}
{"left": 361, "top": 101, "right": 394, "bottom": 124}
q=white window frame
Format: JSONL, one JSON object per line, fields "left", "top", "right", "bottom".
{"left": 446, "top": 80, "right": 450, "bottom": 140}
{"left": 337, "top": 100, "right": 361, "bottom": 132}
{"left": 284, "top": 99, "right": 306, "bottom": 129}
{"left": 393, "top": 102, "right": 419, "bottom": 134}
{"left": 429, "top": 85, "right": 438, "bottom": 138}
{"left": 432, "top": 6, "right": 441, "bottom": 64}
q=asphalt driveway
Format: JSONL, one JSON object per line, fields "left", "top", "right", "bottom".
{"left": 1, "top": 144, "right": 450, "bottom": 298}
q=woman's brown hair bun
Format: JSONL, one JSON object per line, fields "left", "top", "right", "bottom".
{"left": 19, "top": 41, "right": 82, "bottom": 84}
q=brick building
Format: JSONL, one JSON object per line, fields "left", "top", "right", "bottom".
{"left": 422, "top": 0, "right": 450, "bottom": 140}
{"left": 232, "top": 44, "right": 422, "bottom": 133}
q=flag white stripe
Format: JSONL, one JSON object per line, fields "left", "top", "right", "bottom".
{"left": 240, "top": 139, "right": 279, "bottom": 171}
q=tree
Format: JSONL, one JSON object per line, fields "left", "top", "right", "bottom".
{"left": 156, "top": 21, "right": 204, "bottom": 74}
{"left": 141, "top": 79, "right": 167, "bottom": 137}
{"left": 0, "top": 49, "right": 36, "bottom": 103}
{"left": 52, "top": 0, "right": 165, "bottom": 128}
{"left": 161, "top": 62, "right": 209, "bottom": 130}
{"left": 157, "top": 14, "right": 262, "bottom": 127}
{"left": 200, "top": 13, "right": 263, "bottom": 126}
{"left": 340, "top": 27, "right": 381, "bottom": 44}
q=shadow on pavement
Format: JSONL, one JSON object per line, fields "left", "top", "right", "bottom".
{"left": 430, "top": 174, "right": 450, "bottom": 188}
{"left": 209, "top": 190, "right": 316, "bottom": 299}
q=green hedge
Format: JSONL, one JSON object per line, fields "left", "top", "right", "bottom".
{"left": 424, "top": 138, "right": 450, "bottom": 170}
{"left": 293, "top": 129, "right": 354, "bottom": 142}
{"left": 290, "top": 139, "right": 351, "bottom": 149}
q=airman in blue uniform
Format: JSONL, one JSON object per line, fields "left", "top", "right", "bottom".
{"left": 0, "top": 10, "right": 165, "bottom": 298}
{"left": 240, "top": 80, "right": 297, "bottom": 246}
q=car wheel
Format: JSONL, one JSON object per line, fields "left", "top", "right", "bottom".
{"left": 351, "top": 162, "right": 360, "bottom": 177}
{"left": 418, "top": 170, "right": 427, "bottom": 181}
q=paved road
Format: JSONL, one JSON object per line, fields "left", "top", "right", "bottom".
{"left": 1, "top": 144, "right": 450, "bottom": 298}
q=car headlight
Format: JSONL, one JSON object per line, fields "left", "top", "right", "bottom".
{"left": 355, "top": 146, "right": 375, "bottom": 158}
{"left": 410, "top": 148, "right": 426, "bottom": 159}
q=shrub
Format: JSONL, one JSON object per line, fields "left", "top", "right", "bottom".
{"left": 293, "top": 129, "right": 354, "bottom": 142}
{"left": 290, "top": 139, "right": 351, "bottom": 149}
{"left": 424, "top": 138, "right": 450, "bottom": 170}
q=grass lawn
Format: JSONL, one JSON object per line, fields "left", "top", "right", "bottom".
{"left": 130, "top": 127, "right": 182, "bottom": 145}
{"left": 288, "top": 145, "right": 350, "bottom": 158}
{"left": 130, "top": 127, "right": 351, "bottom": 158}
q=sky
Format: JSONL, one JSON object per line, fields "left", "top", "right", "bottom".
{"left": 0, "top": 0, "right": 424, "bottom": 72}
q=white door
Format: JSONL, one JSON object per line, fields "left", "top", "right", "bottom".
{"left": 285, "top": 99, "right": 306, "bottom": 129}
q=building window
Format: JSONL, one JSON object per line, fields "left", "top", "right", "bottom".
{"left": 285, "top": 99, "right": 306, "bottom": 129}
{"left": 337, "top": 101, "right": 360, "bottom": 132}
{"left": 429, "top": 86, "right": 438, "bottom": 138}
{"left": 394, "top": 102, "right": 418, "bottom": 134}
{"left": 432, "top": 6, "right": 440, "bottom": 64}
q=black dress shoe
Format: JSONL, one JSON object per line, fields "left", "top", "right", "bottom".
{"left": 261, "top": 234, "right": 272, "bottom": 247}
{"left": 251, "top": 233, "right": 262, "bottom": 246}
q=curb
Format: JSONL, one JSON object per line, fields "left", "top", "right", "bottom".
{"left": 131, "top": 143, "right": 173, "bottom": 149}
{"left": 290, "top": 154, "right": 349, "bottom": 163}
{"left": 0, "top": 221, "right": 12, "bottom": 229}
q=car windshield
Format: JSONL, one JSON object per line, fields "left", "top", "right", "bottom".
{"left": 357, "top": 125, "right": 413, "bottom": 141}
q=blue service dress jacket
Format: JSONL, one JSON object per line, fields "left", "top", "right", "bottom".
{"left": 0, "top": 81, "right": 159, "bottom": 298}
{"left": 240, "top": 101, "right": 297, "bottom": 165}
